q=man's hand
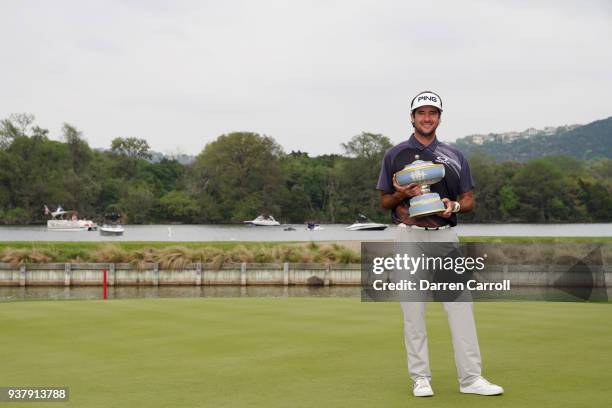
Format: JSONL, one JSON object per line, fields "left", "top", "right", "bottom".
{"left": 440, "top": 198, "right": 454, "bottom": 218}
{"left": 392, "top": 176, "right": 422, "bottom": 199}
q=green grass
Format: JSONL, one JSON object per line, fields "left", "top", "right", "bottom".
{"left": 1, "top": 298, "right": 611, "bottom": 407}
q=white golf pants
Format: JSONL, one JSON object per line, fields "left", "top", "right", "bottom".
{"left": 396, "top": 224, "right": 482, "bottom": 387}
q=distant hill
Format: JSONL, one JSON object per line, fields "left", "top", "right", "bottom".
{"left": 149, "top": 151, "right": 195, "bottom": 165}
{"left": 453, "top": 116, "right": 612, "bottom": 161}
{"left": 93, "top": 148, "right": 196, "bottom": 165}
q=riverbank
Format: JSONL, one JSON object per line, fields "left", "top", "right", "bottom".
{"left": 1, "top": 237, "right": 610, "bottom": 265}
{"left": 0, "top": 242, "right": 362, "bottom": 266}
{"left": 0, "top": 236, "right": 612, "bottom": 268}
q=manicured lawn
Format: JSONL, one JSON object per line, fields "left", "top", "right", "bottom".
{"left": 1, "top": 298, "right": 611, "bottom": 407}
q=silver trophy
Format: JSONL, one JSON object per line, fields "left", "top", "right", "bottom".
{"left": 394, "top": 156, "right": 446, "bottom": 217}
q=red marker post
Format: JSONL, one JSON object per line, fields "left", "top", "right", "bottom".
{"left": 103, "top": 269, "right": 107, "bottom": 300}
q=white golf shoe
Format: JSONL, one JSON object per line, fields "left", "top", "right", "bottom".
{"left": 413, "top": 377, "right": 434, "bottom": 397}
{"left": 460, "top": 377, "right": 504, "bottom": 395}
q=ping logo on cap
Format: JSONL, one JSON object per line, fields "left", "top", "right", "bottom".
{"left": 417, "top": 95, "right": 438, "bottom": 103}
{"left": 411, "top": 91, "right": 443, "bottom": 112}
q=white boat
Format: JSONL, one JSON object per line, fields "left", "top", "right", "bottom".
{"left": 346, "top": 214, "right": 387, "bottom": 231}
{"left": 244, "top": 215, "right": 281, "bottom": 226}
{"left": 100, "top": 224, "right": 125, "bottom": 236}
{"left": 45, "top": 205, "right": 97, "bottom": 231}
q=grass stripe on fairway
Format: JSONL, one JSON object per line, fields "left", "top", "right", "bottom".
{"left": 1, "top": 299, "right": 611, "bottom": 407}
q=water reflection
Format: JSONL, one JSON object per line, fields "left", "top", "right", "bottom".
{"left": 0, "top": 285, "right": 361, "bottom": 301}
{"left": 1, "top": 286, "right": 610, "bottom": 302}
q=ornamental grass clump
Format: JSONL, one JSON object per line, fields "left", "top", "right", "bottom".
{"left": 335, "top": 246, "right": 360, "bottom": 264}
{"left": 88, "top": 244, "right": 130, "bottom": 263}
{"left": 253, "top": 246, "right": 275, "bottom": 263}
{"left": 130, "top": 247, "right": 157, "bottom": 270}
{"left": 307, "top": 241, "right": 320, "bottom": 251}
{"left": 0, "top": 242, "right": 362, "bottom": 269}
{"left": 313, "top": 244, "right": 360, "bottom": 264}
{"left": 228, "top": 245, "right": 256, "bottom": 263}
{"left": 191, "top": 248, "right": 224, "bottom": 263}
{"left": 0, "top": 248, "right": 51, "bottom": 266}
{"left": 278, "top": 245, "right": 305, "bottom": 263}
{"left": 157, "top": 247, "right": 192, "bottom": 270}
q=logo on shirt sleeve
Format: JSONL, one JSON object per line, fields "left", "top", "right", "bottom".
{"left": 435, "top": 155, "right": 450, "bottom": 165}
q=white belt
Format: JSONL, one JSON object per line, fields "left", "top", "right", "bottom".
{"left": 398, "top": 224, "right": 451, "bottom": 231}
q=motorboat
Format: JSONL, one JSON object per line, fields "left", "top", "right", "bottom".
{"left": 306, "top": 222, "right": 324, "bottom": 231}
{"left": 100, "top": 224, "right": 125, "bottom": 236}
{"left": 45, "top": 205, "right": 97, "bottom": 231}
{"left": 346, "top": 214, "right": 387, "bottom": 231}
{"left": 99, "top": 212, "right": 124, "bottom": 236}
{"left": 244, "top": 215, "right": 281, "bottom": 226}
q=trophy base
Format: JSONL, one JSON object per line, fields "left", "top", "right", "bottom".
{"left": 409, "top": 193, "right": 446, "bottom": 218}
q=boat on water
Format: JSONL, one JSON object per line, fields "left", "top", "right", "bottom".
{"left": 99, "top": 212, "right": 124, "bottom": 236}
{"left": 346, "top": 214, "right": 387, "bottom": 231}
{"left": 45, "top": 205, "right": 97, "bottom": 231}
{"left": 306, "top": 222, "right": 324, "bottom": 231}
{"left": 100, "top": 224, "right": 125, "bottom": 236}
{"left": 244, "top": 215, "right": 281, "bottom": 226}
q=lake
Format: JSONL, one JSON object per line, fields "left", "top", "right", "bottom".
{"left": 0, "top": 223, "right": 610, "bottom": 242}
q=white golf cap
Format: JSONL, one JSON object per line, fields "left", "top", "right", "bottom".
{"left": 410, "top": 91, "right": 443, "bottom": 112}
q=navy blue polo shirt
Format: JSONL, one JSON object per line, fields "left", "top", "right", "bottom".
{"left": 376, "top": 134, "right": 474, "bottom": 227}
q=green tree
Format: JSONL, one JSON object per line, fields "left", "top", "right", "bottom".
{"left": 510, "top": 157, "right": 577, "bottom": 222}
{"left": 158, "top": 190, "right": 200, "bottom": 223}
{"left": 118, "top": 184, "right": 154, "bottom": 224}
{"left": 62, "top": 123, "right": 92, "bottom": 173}
{"left": 498, "top": 185, "right": 519, "bottom": 220}
{"left": 110, "top": 137, "right": 151, "bottom": 179}
{"left": 111, "top": 137, "right": 151, "bottom": 159}
{"left": 337, "top": 132, "right": 392, "bottom": 221}
{"left": 190, "top": 132, "right": 284, "bottom": 222}
{"left": 1, "top": 113, "right": 35, "bottom": 148}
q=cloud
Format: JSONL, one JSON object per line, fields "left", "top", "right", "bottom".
{"left": 0, "top": 0, "right": 610, "bottom": 155}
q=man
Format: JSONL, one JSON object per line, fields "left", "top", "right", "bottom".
{"left": 376, "top": 91, "right": 504, "bottom": 397}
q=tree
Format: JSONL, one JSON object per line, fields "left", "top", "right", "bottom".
{"left": 510, "top": 157, "right": 576, "bottom": 222}
{"left": 341, "top": 132, "right": 392, "bottom": 160}
{"left": 465, "top": 153, "right": 503, "bottom": 222}
{"left": 337, "top": 132, "right": 392, "bottom": 221}
{"left": 62, "top": 123, "right": 92, "bottom": 173}
{"left": 110, "top": 137, "right": 151, "bottom": 178}
{"left": 10, "top": 113, "right": 35, "bottom": 135}
{"left": 0, "top": 113, "right": 35, "bottom": 148}
{"left": 111, "top": 137, "right": 151, "bottom": 159}
{"left": 191, "top": 132, "right": 284, "bottom": 222}
{"left": 118, "top": 184, "right": 154, "bottom": 224}
{"left": 498, "top": 185, "right": 519, "bottom": 220}
{"left": 158, "top": 190, "right": 200, "bottom": 223}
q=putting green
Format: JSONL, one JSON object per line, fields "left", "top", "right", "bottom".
{"left": 1, "top": 298, "right": 611, "bottom": 407}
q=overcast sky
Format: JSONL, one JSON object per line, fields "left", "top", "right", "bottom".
{"left": 1, "top": 0, "right": 610, "bottom": 156}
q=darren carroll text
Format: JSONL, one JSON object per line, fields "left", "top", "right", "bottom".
{"left": 372, "top": 280, "right": 511, "bottom": 291}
